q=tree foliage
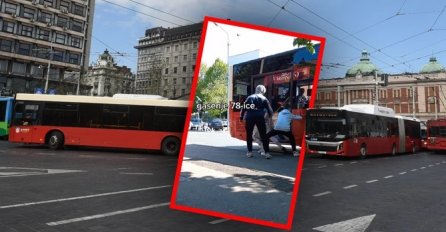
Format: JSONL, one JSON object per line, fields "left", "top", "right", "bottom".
{"left": 195, "top": 58, "right": 228, "bottom": 118}
{"left": 293, "top": 38, "right": 315, "bottom": 54}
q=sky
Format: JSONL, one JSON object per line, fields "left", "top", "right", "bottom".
{"left": 90, "top": 0, "right": 446, "bottom": 79}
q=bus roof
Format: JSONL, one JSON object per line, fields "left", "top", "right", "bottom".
{"left": 112, "top": 94, "right": 168, "bottom": 100}
{"left": 340, "top": 104, "right": 395, "bottom": 117}
{"left": 15, "top": 94, "right": 189, "bottom": 108}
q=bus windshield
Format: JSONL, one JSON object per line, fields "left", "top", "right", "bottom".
{"left": 429, "top": 126, "right": 446, "bottom": 137}
{"left": 306, "top": 118, "right": 347, "bottom": 141}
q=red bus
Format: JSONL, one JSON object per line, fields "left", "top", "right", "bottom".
{"left": 229, "top": 45, "right": 321, "bottom": 145}
{"left": 426, "top": 118, "right": 446, "bottom": 152}
{"left": 305, "top": 104, "right": 422, "bottom": 158}
{"left": 9, "top": 94, "right": 188, "bottom": 155}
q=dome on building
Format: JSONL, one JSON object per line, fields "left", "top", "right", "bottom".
{"left": 97, "top": 49, "right": 114, "bottom": 67}
{"left": 346, "top": 50, "right": 381, "bottom": 77}
{"left": 420, "top": 57, "right": 445, "bottom": 74}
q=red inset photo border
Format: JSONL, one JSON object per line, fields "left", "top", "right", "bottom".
{"left": 171, "top": 16, "right": 326, "bottom": 230}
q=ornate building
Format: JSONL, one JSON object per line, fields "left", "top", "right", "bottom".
{"left": 0, "top": 0, "right": 95, "bottom": 95}
{"left": 134, "top": 22, "right": 202, "bottom": 99}
{"left": 315, "top": 50, "right": 446, "bottom": 123}
{"left": 83, "top": 49, "right": 134, "bottom": 96}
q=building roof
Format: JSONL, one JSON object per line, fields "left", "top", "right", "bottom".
{"left": 420, "top": 57, "right": 445, "bottom": 74}
{"left": 346, "top": 50, "right": 381, "bottom": 77}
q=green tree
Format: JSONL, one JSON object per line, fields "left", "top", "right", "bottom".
{"left": 293, "top": 38, "right": 315, "bottom": 54}
{"left": 195, "top": 58, "right": 228, "bottom": 119}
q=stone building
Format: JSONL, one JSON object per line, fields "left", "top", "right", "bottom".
{"left": 0, "top": 0, "right": 95, "bottom": 95}
{"left": 83, "top": 49, "right": 134, "bottom": 96}
{"left": 134, "top": 22, "right": 202, "bottom": 99}
{"left": 315, "top": 50, "right": 446, "bottom": 123}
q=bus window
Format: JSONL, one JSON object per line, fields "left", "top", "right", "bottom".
{"left": 79, "top": 104, "right": 102, "bottom": 128}
{"left": 103, "top": 105, "right": 129, "bottom": 129}
{"left": 14, "top": 103, "right": 40, "bottom": 126}
{"left": 42, "top": 102, "right": 79, "bottom": 126}
{"left": 0, "top": 101, "right": 6, "bottom": 121}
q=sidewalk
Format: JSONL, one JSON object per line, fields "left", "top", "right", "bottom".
{"left": 176, "top": 131, "right": 300, "bottom": 223}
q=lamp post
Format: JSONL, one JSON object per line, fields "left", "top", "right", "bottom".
{"left": 213, "top": 22, "right": 230, "bottom": 121}
{"left": 44, "top": 34, "right": 54, "bottom": 94}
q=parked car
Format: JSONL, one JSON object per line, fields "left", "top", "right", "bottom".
{"left": 190, "top": 119, "right": 204, "bottom": 130}
{"left": 209, "top": 118, "right": 224, "bottom": 131}
{"left": 221, "top": 119, "right": 228, "bottom": 129}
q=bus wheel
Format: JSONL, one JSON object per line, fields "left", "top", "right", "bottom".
{"left": 161, "top": 136, "right": 180, "bottom": 156}
{"left": 391, "top": 144, "right": 397, "bottom": 156}
{"left": 48, "top": 131, "right": 64, "bottom": 150}
{"left": 359, "top": 144, "right": 367, "bottom": 159}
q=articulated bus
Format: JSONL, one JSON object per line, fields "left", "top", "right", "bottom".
{"left": 0, "top": 97, "right": 13, "bottom": 137}
{"left": 230, "top": 44, "right": 321, "bottom": 145}
{"left": 426, "top": 118, "right": 446, "bottom": 152}
{"left": 9, "top": 94, "right": 188, "bottom": 155}
{"left": 306, "top": 104, "right": 421, "bottom": 158}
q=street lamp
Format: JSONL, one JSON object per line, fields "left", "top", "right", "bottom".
{"left": 213, "top": 22, "right": 230, "bottom": 121}
{"left": 44, "top": 34, "right": 54, "bottom": 94}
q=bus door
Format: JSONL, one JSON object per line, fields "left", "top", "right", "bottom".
{"left": 12, "top": 102, "right": 40, "bottom": 143}
{"left": 397, "top": 118, "right": 405, "bottom": 153}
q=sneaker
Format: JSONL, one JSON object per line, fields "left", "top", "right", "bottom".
{"left": 257, "top": 149, "right": 265, "bottom": 154}
{"left": 246, "top": 152, "right": 253, "bottom": 158}
{"left": 293, "top": 151, "right": 300, "bottom": 157}
{"left": 261, "top": 152, "right": 272, "bottom": 159}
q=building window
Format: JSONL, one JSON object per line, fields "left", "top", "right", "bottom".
{"left": 39, "top": 11, "right": 52, "bottom": 23}
{"left": 193, "top": 53, "right": 197, "bottom": 59}
{"left": 165, "top": 57, "right": 170, "bottom": 63}
{"left": 52, "top": 50, "right": 64, "bottom": 62}
{"left": 23, "top": 8, "right": 36, "bottom": 19}
{"left": 182, "top": 77, "right": 186, "bottom": 84}
{"left": 165, "top": 68, "right": 168, "bottom": 74}
{"left": 0, "top": 39, "right": 13, "bottom": 52}
{"left": 174, "top": 56, "right": 178, "bottom": 62}
{"left": 182, "top": 66, "right": 186, "bottom": 72}
{"left": 163, "top": 90, "right": 167, "bottom": 96}
{"left": 2, "top": 21, "right": 15, "bottom": 33}
{"left": 193, "top": 42, "right": 198, "bottom": 48}
{"left": 73, "top": 4, "right": 84, "bottom": 16}
{"left": 166, "top": 46, "right": 170, "bottom": 52}
{"left": 43, "top": 0, "right": 54, "bottom": 7}
{"left": 21, "top": 25, "right": 33, "bottom": 37}
{"left": 164, "top": 79, "right": 168, "bottom": 85}
{"left": 59, "top": 1, "right": 70, "bottom": 12}
{"left": 174, "top": 67, "right": 177, "bottom": 73}
{"left": 181, "top": 89, "right": 185, "bottom": 96}
{"left": 55, "top": 33, "right": 66, "bottom": 44}
{"left": 18, "top": 43, "right": 31, "bottom": 56}
{"left": 175, "top": 45, "right": 179, "bottom": 51}
{"left": 71, "top": 20, "right": 83, "bottom": 32}
{"left": 183, "top": 54, "right": 187, "bottom": 61}
{"left": 68, "top": 53, "right": 80, "bottom": 64}
{"left": 173, "top": 78, "right": 177, "bottom": 85}
{"left": 5, "top": 2, "right": 17, "bottom": 14}
{"left": 192, "top": 65, "right": 195, "bottom": 71}
{"left": 57, "top": 16, "right": 68, "bottom": 28}
{"left": 71, "top": 36, "right": 81, "bottom": 48}
{"left": 38, "top": 29, "right": 50, "bottom": 41}
{"left": 183, "top": 43, "right": 188, "bottom": 50}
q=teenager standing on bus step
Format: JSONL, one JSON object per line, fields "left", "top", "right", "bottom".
{"left": 240, "top": 85, "right": 273, "bottom": 159}
{"left": 267, "top": 102, "right": 302, "bottom": 156}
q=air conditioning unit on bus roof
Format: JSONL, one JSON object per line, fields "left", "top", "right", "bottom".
{"left": 112, "top": 94, "right": 168, "bottom": 100}
{"left": 340, "top": 104, "right": 396, "bottom": 117}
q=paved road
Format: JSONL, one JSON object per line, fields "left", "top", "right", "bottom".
{"left": 175, "top": 131, "right": 299, "bottom": 225}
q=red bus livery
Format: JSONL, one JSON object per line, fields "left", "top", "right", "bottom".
{"left": 9, "top": 94, "right": 188, "bottom": 155}
{"left": 306, "top": 104, "right": 421, "bottom": 158}
{"left": 426, "top": 118, "right": 446, "bottom": 152}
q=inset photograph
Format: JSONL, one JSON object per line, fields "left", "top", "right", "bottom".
{"left": 171, "top": 16, "right": 325, "bottom": 229}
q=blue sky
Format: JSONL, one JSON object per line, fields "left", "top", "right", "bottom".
{"left": 90, "top": 0, "right": 446, "bottom": 79}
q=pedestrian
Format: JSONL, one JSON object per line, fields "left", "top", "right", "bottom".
{"left": 296, "top": 87, "right": 308, "bottom": 109}
{"left": 253, "top": 112, "right": 286, "bottom": 154}
{"left": 266, "top": 102, "right": 302, "bottom": 156}
{"left": 240, "top": 85, "right": 273, "bottom": 159}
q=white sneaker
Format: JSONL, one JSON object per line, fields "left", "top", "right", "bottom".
{"left": 257, "top": 149, "right": 265, "bottom": 154}
{"left": 261, "top": 152, "right": 272, "bottom": 159}
{"left": 293, "top": 151, "right": 300, "bottom": 157}
{"left": 246, "top": 152, "right": 253, "bottom": 158}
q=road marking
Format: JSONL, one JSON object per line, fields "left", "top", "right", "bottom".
{"left": 116, "top": 168, "right": 134, "bottom": 170}
{"left": 384, "top": 175, "right": 393, "bottom": 179}
{"left": 313, "top": 191, "right": 332, "bottom": 197}
{"left": 334, "top": 163, "right": 344, "bottom": 166}
{"left": 317, "top": 165, "right": 327, "bottom": 169}
{"left": 343, "top": 185, "right": 358, "bottom": 189}
{"left": 47, "top": 202, "right": 169, "bottom": 226}
{"left": 436, "top": 162, "right": 440, "bottom": 165}
{"left": 442, "top": 161, "right": 446, "bottom": 164}
{"left": 0, "top": 185, "right": 171, "bottom": 209}
{"left": 366, "top": 179, "right": 378, "bottom": 184}
{"left": 0, "top": 167, "right": 85, "bottom": 178}
{"left": 313, "top": 214, "right": 376, "bottom": 232}
{"left": 209, "top": 218, "right": 230, "bottom": 224}
{"left": 350, "top": 161, "right": 358, "bottom": 164}
{"left": 428, "top": 164, "right": 434, "bottom": 167}
{"left": 120, "top": 172, "right": 153, "bottom": 175}
{"left": 411, "top": 169, "right": 418, "bottom": 172}
{"left": 399, "top": 172, "right": 407, "bottom": 175}
{"left": 420, "top": 167, "right": 426, "bottom": 169}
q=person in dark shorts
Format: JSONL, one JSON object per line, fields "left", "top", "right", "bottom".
{"left": 240, "top": 85, "right": 273, "bottom": 159}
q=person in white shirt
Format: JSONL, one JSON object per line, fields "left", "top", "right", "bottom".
{"left": 266, "top": 102, "right": 302, "bottom": 156}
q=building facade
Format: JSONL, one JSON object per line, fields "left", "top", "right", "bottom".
{"left": 83, "top": 49, "right": 134, "bottom": 96}
{"left": 315, "top": 50, "right": 446, "bottom": 123}
{"left": 134, "top": 22, "right": 202, "bottom": 99}
{"left": 0, "top": 0, "right": 95, "bottom": 95}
